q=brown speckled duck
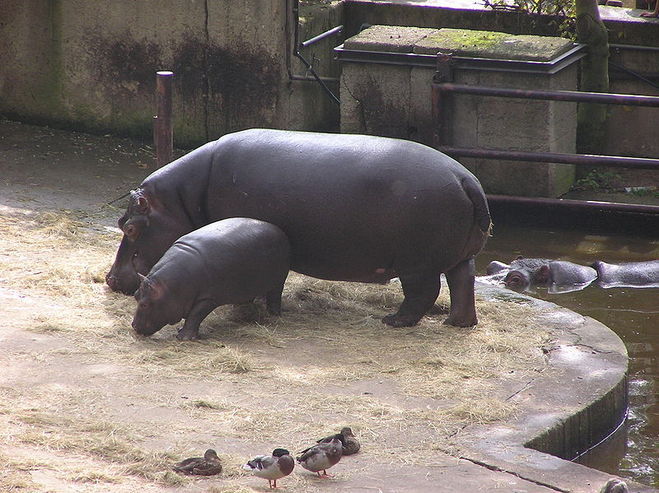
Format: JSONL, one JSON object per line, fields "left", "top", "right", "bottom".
{"left": 317, "top": 427, "right": 360, "bottom": 455}
{"left": 243, "top": 448, "right": 295, "bottom": 489}
{"left": 172, "top": 449, "right": 222, "bottom": 476}
{"left": 297, "top": 435, "right": 344, "bottom": 477}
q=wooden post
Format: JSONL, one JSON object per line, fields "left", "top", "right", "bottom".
{"left": 154, "top": 70, "right": 174, "bottom": 168}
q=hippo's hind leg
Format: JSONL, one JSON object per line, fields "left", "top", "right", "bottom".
{"left": 383, "top": 272, "right": 440, "bottom": 327}
{"left": 444, "top": 258, "right": 477, "bottom": 327}
{"left": 265, "top": 281, "right": 285, "bottom": 316}
{"left": 177, "top": 299, "right": 217, "bottom": 340}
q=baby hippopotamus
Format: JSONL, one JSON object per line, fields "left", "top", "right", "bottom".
{"left": 131, "top": 218, "right": 290, "bottom": 340}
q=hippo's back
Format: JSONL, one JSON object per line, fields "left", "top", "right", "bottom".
{"left": 151, "top": 217, "right": 290, "bottom": 289}
{"left": 202, "top": 129, "right": 489, "bottom": 282}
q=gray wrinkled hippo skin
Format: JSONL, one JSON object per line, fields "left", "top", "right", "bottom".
{"left": 109, "top": 129, "right": 491, "bottom": 328}
{"left": 485, "top": 258, "right": 597, "bottom": 293}
{"left": 593, "top": 260, "right": 659, "bottom": 289}
{"left": 536, "top": 261, "right": 598, "bottom": 293}
{"left": 131, "top": 218, "right": 290, "bottom": 340}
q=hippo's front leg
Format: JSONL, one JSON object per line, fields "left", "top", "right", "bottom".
{"left": 444, "top": 258, "right": 478, "bottom": 327}
{"left": 177, "top": 299, "right": 218, "bottom": 340}
{"left": 382, "top": 272, "right": 441, "bottom": 327}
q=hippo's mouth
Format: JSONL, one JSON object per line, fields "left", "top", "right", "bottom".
{"left": 106, "top": 271, "right": 141, "bottom": 296}
{"left": 131, "top": 320, "right": 160, "bottom": 336}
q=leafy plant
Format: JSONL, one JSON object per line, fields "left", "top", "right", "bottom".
{"left": 572, "top": 169, "right": 620, "bottom": 191}
{"left": 483, "top": 0, "right": 576, "bottom": 37}
{"left": 627, "top": 187, "right": 659, "bottom": 198}
{"left": 483, "top": 0, "right": 575, "bottom": 16}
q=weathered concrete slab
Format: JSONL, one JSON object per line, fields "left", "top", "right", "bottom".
{"left": 413, "top": 28, "right": 574, "bottom": 61}
{"left": 344, "top": 24, "right": 439, "bottom": 52}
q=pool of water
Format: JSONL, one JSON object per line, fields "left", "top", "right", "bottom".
{"left": 477, "top": 225, "right": 658, "bottom": 488}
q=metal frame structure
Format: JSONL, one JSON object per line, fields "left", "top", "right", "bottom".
{"left": 431, "top": 55, "right": 659, "bottom": 217}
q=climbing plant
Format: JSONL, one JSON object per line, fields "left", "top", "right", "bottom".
{"left": 483, "top": 0, "right": 576, "bottom": 37}
{"left": 482, "top": 0, "right": 575, "bottom": 16}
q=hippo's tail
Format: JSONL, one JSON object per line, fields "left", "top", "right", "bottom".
{"left": 463, "top": 176, "right": 492, "bottom": 234}
{"left": 461, "top": 176, "right": 493, "bottom": 258}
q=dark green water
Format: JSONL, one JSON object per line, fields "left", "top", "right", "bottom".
{"left": 477, "top": 226, "right": 658, "bottom": 488}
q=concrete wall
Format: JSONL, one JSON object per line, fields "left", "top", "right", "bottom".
{"left": 342, "top": 1, "right": 659, "bottom": 162}
{"left": 1, "top": 1, "right": 656, "bottom": 161}
{"left": 0, "top": 0, "right": 343, "bottom": 147}
{"left": 606, "top": 43, "right": 659, "bottom": 158}
{"left": 340, "top": 27, "right": 579, "bottom": 197}
{"left": 449, "top": 66, "right": 578, "bottom": 197}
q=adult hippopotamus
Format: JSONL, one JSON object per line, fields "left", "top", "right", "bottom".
{"left": 593, "top": 260, "right": 659, "bottom": 289}
{"left": 132, "top": 218, "right": 290, "bottom": 340}
{"left": 485, "top": 257, "right": 597, "bottom": 293}
{"left": 107, "top": 129, "right": 491, "bottom": 327}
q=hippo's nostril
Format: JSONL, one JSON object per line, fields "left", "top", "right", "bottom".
{"left": 106, "top": 274, "right": 119, "bottom": 291}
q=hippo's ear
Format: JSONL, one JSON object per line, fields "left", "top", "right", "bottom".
{"left": 147, "top": 278, "right": 166, "bottom": 300}
{"left": 535, "top": 265, "right": 551, "bottom": 284}
{"left": 122, "top": 216, "right": 149, "bottom": 241}
{"left": 129, "top": 190, "right": 151, "bottom": 216}
{"left": 136, "top": 196, "right": 150, "bottom": 215}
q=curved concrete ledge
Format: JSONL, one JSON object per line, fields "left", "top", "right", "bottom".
{"left": 461, "top": 284, "right": 657, "bottom": 492}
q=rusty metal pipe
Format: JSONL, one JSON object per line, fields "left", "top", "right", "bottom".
{"left": 431, "top": 83, "right": 444, "bottom": 148}
{"left": 435, "top": 82, "right": 659, "bottom": 107}
{"left": 487, "top": 194, "right": 659, "bottom": 215}
{"left": 438, "top": 146, "right": 659, "bottom": 170}
{"left": 154, "top": 71, "right": 174, "bottom": 168}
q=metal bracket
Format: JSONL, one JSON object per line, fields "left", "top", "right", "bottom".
{"left": 434, "top": 52, "right": 455, "bottom": 84}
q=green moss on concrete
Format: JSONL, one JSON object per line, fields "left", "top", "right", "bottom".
{"left": 34, "top": 0, "right": 67, "bottom": 118}
{"left": 431, "top": 30, "right": 508, "bottom": 50}
{"left": 414, "top": 28, "right": 574, "bottom": 61}
{"left": 172, "top": 122, "right": 210, "bottom": 149}
{"left": 552, "top": 164, "right": 577, "bottom": 197}
{"left": 344, "top": 24, "right": 438, "bottom": 52}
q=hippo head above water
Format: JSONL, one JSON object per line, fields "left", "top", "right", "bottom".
{"left": 106, "top": 189, "right": 193, "bottom": 295}
{"left": 503, "top": 269, "right": 532, "bottom": 291}
{"left": 484, "top": 258, "right": 598, "bottom": 294}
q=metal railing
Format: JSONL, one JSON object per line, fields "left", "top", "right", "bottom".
{"left": 431, "top": 55, "right": 659, "bottom": 216}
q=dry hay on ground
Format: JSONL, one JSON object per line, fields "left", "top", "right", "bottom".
{"left": 0, "top": 207, "right": 552, "bottom": 491}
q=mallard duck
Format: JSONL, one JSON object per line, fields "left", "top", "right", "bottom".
{"left": 243, "top": 448, "right": 295, "bottom": 489}
{"left": 297, "top": 436, "right": 344, "bottom": 477}
{"left": 172, "top": 449, "right": 222, "bottom": 476}
{"left": 317, "top": 427, "right": 360, "bottom": 456}
{"left": 600, "top": 479, "right": 629, "bottom": 493}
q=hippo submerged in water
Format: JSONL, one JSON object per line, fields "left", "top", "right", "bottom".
{"left": 483, "top": 257, "right": 659, "bottom": 293}
{"left": 108, "top": 129, "right": 491, "bottom": 327}
{"left": 132, "top": 218, "right": 290, "bottom": 340}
